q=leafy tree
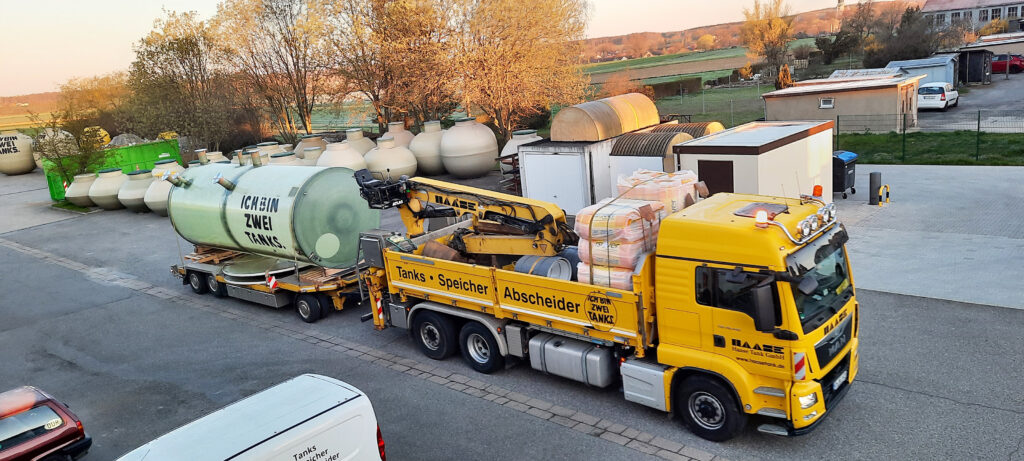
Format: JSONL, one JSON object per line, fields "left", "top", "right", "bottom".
{"left": 696, "top": 34, "right": 717, "bottom": 52}
{"left": 815, "top": 29, "right": 860, "bottom": 64}
{"left": 741, "top": 0, "right": 794, "bottom": 71}
{"left": 775, "top": 64, "right": 794, "bottom": 89}
{"left": 861, "top": 6, "right": 958, "bottom": 68}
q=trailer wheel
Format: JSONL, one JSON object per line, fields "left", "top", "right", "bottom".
{"left": 207, "top": 275, "right": 227, "bottom": 297}
{"left": 676, "top": 375, "right": 747, "bottom": 442}
{"left": 296, "top": 294, "right": 323, "bottom": 323}
{"left": 459, "top": 322, "right": 505, "bottom": 374}
{"left": 187, "top": 271, "right": 209, "bottom": 294}
{"left": 412, "top": 311, "right": 457, "bottom": 360}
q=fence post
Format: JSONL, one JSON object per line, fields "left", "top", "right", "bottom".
{"left": 901, "top": 113, "right": 907, "bottom": 163}
{"left": 702, "top": 88, "right": 706, "bottom": 114}
{"left": 976, "top": 110, "right": 981, "bottom": 161}
{"left": 730, "top": 100, "right": 734, "bottom": 126}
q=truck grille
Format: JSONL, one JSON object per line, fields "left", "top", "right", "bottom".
{"left": 814, "top": 315, "right": 852, "bottom": 370}
{"left": 816, "top": 353, "right": 850, "bottom": 409}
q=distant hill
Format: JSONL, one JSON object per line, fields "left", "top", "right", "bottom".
{"left": 583, "top": 1, "right": 924, "bottom": 62}
{"left": 0, "top": 92, "right": 59, "bottom": 117}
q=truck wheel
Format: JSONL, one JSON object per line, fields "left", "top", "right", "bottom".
{"left": 459, "top": 322, "right": 504, "bottom": 374}
{"left": 677, "top": 376, "right": 747, "bottom": 442}
{"left": 187, "top": 271, "right": 209, "bottom": 294}
{"left": 296, "top": 294, "right": 323, "bottom": 323}
{"left": 412, "top": 311, "right": 457, "bottom": 360}
{"left": 207, "top": 275, "right": 227, "bottom": 297}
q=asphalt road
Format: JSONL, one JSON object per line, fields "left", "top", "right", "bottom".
{"left": 916, "top": 72, "right": 1023, "bottom": 131}
{"left": 1, "top": 193, "right": 1023, "bottom": 460}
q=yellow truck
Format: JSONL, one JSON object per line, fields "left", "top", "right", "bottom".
{"left": 355, "top": 171, "right": 858, "bottom": 441}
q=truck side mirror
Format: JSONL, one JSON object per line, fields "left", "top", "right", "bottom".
{"left": 750, "top": 282, "right": 777, "bottom": 333}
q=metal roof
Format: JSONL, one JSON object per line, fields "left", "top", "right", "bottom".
{"left": 887, "top": 55, "right": 958, "bottom": 69}
{"left": 922, "top": 0, "right": 1020, "bottom": 12}
{"left": 763, "top": 75, "right": 924, "bottom": 98}
{"left": 672, "top": 121, "right": 833, "bottom": 155}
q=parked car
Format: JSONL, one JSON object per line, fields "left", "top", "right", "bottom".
{"left": 117, "top": 374, "right": 384, "bottom": 461}
{"left": 918, "top": 82, "right": 959, "bottom": 111}
{"left": 991, "top": 54, "right": 1024, "bottom": 73}
{"left": 0, "top": 386, "right": 91, "bottom": 461}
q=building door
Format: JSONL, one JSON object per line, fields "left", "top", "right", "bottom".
{"left": 697, "top": 160, "right": 734, "bottom": 195}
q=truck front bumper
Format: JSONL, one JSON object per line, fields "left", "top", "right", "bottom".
{"left": 788, "top": 380, "right": 852, "bottom": 436}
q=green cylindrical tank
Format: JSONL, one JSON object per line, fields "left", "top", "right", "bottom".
{"left": 167, "top": 165, "right": 379, "bottom": 268}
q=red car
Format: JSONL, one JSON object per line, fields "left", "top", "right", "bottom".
{"left": 0, "top": 387, "right": 91, "bottom": 461}
{"left": 991, "top": 54, "right": 1024, "bottom": 73}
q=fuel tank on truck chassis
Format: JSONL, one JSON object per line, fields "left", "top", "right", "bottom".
{"left": 167, "top": 164, "right": 380, "bottom": 269}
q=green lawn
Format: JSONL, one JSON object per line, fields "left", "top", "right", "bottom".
{"left": 838, "top": 131, "right": 1024, "bottom": 165}
{"left": 653, "top": 85, "right": 772, "bottom": 128}
{"left": 584, "top": 38, "right": 819, "bottom": 76}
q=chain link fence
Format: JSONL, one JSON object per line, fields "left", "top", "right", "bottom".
{"left": 834, "top": 111, "right": 1024, "bottom": 165}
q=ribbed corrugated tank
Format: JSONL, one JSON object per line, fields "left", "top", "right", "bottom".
{"left": 550, "top": 93, "right": 660, "bottom": 142}
{"left": 610, "top": 132, "right": 692, "bottom": 172}
{"left": 649, "top": 121, "right": 726, "bottom": 138}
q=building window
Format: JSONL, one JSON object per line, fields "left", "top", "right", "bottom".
{"left": 952, "top": 11, "right": 961, "bottom": 20}
{"left": 980, "top": 9, "right": 989, "bottom": 21}
{"left": 992, "top": 8, "right": 1001, "bottom": 20}
{"left": 936, "top": 13, "right": 946, "bottom": 24}
{"left": 966, "top": 10, "right": 973, "bottom": 20}
{"left": 819, "top": 98, "right": 835, "bottom": 109}
{"left": 1008, "top": 6, "right": 1018, "bottom": 17}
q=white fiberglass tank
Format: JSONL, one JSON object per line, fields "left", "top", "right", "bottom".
{"left": 440, "top": 117, "right": 498, "bottom": 179}
{"left": 88, "top": 168, "right": 129, "bottom": 210}
{"left": 317, "top": 142, "right": 366, "bottom": 170}
{"left": 364, "top": 136, "right": 417, "bottom": 180}
{"left": 408, "top": 120, "right": 445, "bottom": 175}
{"left": 145, "top": 159, "right": 185, "bottom": 216}
{"left": 499, "top": 129, "right": 542, "bottom": 174}
{"left": 345, "top": 129, "right": 376, "bottom": 155}
{"left": 386, "top": 121, "right": 414, "bottom": 148}
{"left": 0, "top": 131, "right": 36, "bottom": 175}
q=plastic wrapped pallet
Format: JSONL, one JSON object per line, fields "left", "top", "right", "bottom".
{"left": 574, "top": 198, "right": 665, "bottom": 242}
{"left": 577, "top": 236, "right": 655, "bottom": 269}
{"left": 616, "top": 169, "right": 698, "bottom": 213}
{"left": 577, "top": 262, "right": 634, "bottom": 291}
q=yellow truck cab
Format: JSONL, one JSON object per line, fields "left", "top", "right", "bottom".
{"left": 356, "top": 171, "right": 857, "bottom": 442}
{"left": 651, "top": 193, "right": 857, "bottom": 440}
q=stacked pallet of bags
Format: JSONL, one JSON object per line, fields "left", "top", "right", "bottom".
{"left": 575, "top": 198, "right": 665, "bottom": 291}
{"left": 616, "top": 169, "right": 698, "bottom": 214}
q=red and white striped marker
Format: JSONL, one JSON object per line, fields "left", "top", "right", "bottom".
{"left": 794, "top": 352, "right": 807, "bottom": 380}
{"left": 266, "top": 275, "right": 278, "bottom": 290}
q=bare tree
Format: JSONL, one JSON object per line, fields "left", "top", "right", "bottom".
{"left": 454, "top": 0, "right": 590, "bottom": 141}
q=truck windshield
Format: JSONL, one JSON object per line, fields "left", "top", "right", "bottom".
{"left": 786, "top": 225, "right": 853, "bottom": 333}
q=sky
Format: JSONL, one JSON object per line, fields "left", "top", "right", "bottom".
{"left": 0, "top": 0, "right": 837, "bottom": 97}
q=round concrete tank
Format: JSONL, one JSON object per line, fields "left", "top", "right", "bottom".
{"left": 650, "top": 121, "right": 725, "bottom": 138}
{"left": 440, "top": 117, "right": 498, "bottom": 179}
{"left": 409, "top": 120, "right": 445, "bottom": 175}
{"left": 365, "top": 136, "right": 417, "bottom": 180}
{"left": 0, "top": 131, "right": 36, "bottom": 175}
{"left": 167, "top": 165, "right": 381, "bottom": 268}
{"left": 295, "top": 135, "right": 327, "bottom": 159}
{"left": 206, "top": 151, "right": 228, "bottom": 163}
{"left": 89, "top": 168, "right": 128, "bottom": 210}
{"left": 499, "top": 129, "right": 542, "bottom": 174}
{"left": 345, "top": 129, "right": 375, "bottom": 155}
{"left": 270, "top": 152, "right": 303, "bottom": 165}
{"left": 65, "top": 173, "right": 97, "bottom": 207}
{"left": 317, "top": 142, "right": 366, "bottom": 170}
{"left": 386, "top": 122, "right": 414, "bottom": 148}
{"left": 118, "top": 169, "right": 155, "bottom": 212}
{"left": 145, "top": 159, "right": 184, "bottom": 216}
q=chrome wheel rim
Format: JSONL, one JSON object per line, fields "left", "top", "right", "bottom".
{"left": 420, "top": 323, "right": 441, "bottom": 351}
{"left": 688, "top": 392, "right": 726, "bottom": 430}
{"left": 467, "top": 333, "right": 490, "bottom": 363}
{"left": 207, "top": 276, "right": 219, "bottom": 291}
{"left": 298, "top": 300, "right": 311, "bottom": 319}
{"left": 189, "top": 273, "right": 201, "bottom": 290}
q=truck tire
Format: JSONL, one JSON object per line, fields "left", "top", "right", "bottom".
{"left": 187, "top": 271, "right": 209, "bottom": 294}
{"left": 677, "top": 375, "right": 747, "bottom": 442}
{"left": 207, "top": 275, "right": 227, "bottom": 297}
{"left": 412, "top": 311, "right": 457, "bottom": 360}
{"left": 458, "top": 322, "right": 504, "bottom": 374}
{"left": 296, "top": 294, "right": 323, "bottom": 323}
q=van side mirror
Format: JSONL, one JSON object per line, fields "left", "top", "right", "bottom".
{"left": 750, "top": 281, "right": 777, "bottom": 333}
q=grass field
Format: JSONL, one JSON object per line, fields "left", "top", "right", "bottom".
{"left": 583, "top": 38, "right": 818, "bottom": 76}
{"left": 654, "top": 85, "right": 772, "bottom": 127}
{"left": 0, "top": 113, "right": 48, "bottom": 131}
{"left": 838, "top": 131, "right": 1024, "bottom": 165}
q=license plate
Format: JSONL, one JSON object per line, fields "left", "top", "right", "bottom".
{"left": 832, "top": 370, "right": 848, "bottom": 391}
{"left": 924, "top": 96, "right": 936, "bottom": 99}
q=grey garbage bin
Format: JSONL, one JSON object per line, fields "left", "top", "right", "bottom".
{"left": 832, "top": 150, "right": 858, "bottom": 199}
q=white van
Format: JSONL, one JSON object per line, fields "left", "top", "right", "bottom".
{"left": 118, "top": 374, "right": 384, "bottom": 461}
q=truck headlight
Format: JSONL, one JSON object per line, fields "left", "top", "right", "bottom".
{"left": 799, "top": 392, "right": 818, "bottom": 409}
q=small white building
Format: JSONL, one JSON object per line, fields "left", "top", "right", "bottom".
{"left": 671, "top": 121, "right": 835, "bottom": 203}
{"left": 887, "top": 55, "right": 960, "bottom": 85}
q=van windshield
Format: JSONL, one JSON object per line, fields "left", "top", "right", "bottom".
{"left": 0, "top": 406, "right": 63, "bottom": 451}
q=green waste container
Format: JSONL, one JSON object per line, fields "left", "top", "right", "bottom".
{"left": 42, "top": 139, "right": 182, "bottom": 201}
